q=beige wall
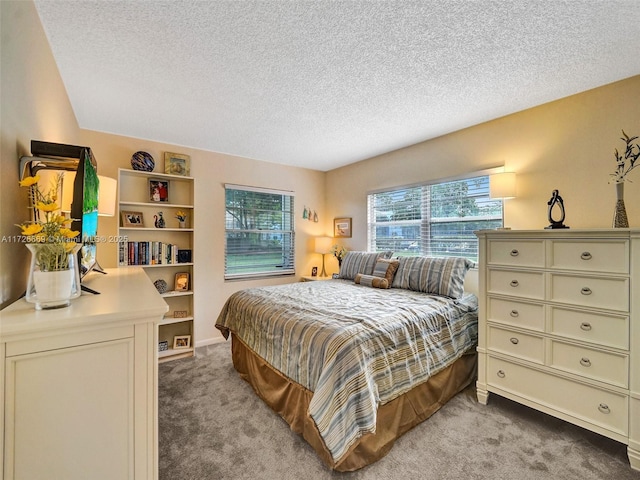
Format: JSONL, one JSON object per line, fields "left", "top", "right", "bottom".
{"left": 0, "top": 2, "right": 326, "bottom": 347}
{"left": 326, "top": 75, "right": 640, "bottom": 252}
{"left": 3, "top": 1, "right": 640, "bottom": 346}
{"left": 1, "top": 1, "right": 82, "bottom": 308}
{"left": 77, "top": 130, "right": 326, "bottom": 345}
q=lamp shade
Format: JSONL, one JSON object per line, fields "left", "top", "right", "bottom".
{"left": 315, "top": 236, "right": 333, "bottom": 254}
{"left": 98, "top": 176, "right": 117, "bottom": 216}
{"left": 60, "top": 172, "right": 117, "bottom": 216}
{"left": 489, "top": 172, "right": 517, "bottom": 199}
{"left": 60, "top": 171, "right": 76, "bottom": 213}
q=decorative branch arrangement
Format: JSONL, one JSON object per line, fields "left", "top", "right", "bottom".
{"left": 611, "top": 130, "right": 640, "bottom": 183}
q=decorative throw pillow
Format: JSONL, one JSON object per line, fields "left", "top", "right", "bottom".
{"left": 354, "top": 273, "right": 390, "bottom": 289}
{"left": 338, "top": 251, "right": 393, "bottom": 280}
{"left": 391, "top": 256, "right": 474, "bottom": 298}
{"left": 372, "top": 258, "right": 400, "bottom": 282}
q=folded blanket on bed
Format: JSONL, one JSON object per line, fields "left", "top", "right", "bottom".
{"left": 216, "top": 279, "right": 478, "bottom": 464}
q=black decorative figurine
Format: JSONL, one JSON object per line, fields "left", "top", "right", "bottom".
{"left": 545, "top": 190, "right": 569, "bottom": 229}
{"left": 154, "top": 211, "right": 166, "bottom": 228}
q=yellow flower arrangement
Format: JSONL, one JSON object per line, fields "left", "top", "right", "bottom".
{"left": 18, "top": 173, "right": 80, "bottom": 271}
{"left": 175, "top": 210, "right": 187, "bottom": 222}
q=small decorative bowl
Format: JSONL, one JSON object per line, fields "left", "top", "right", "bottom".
{"left": 153, "top": 279, "right": 168, "bottom": 294}
{"left": 131, "top": 151, "right": 155, "bottom": 172}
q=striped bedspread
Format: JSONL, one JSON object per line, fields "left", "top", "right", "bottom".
{"left": 215, "top": 279, "right": 478, "bottom": 463}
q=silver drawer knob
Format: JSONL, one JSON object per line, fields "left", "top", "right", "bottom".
{"left": 598, "top": 403, "right": 610, "bottom": 414}
{"left": 510, "top": 280, "right": 519, "bottom": 287}
{"left": 510, "top": 249, "right": 519, "bottom": 257}
{"left": 510, "top": 310, "right": 519, "bottom": 318}
{"left": 580, "top": 357, "right": 591, "bottom": 367}
{"left": 497, "top": 370, "right": 506, "bottom": 378}
{"left": 510, "top": 337, "right": 519, "bottom": 345}
{"left": 580, "top": 252, "right": 592, "bottom": 260}
{"left": 581, "top": 287, "right": 592, "bottom": 295}
{"left": 580, "top": 322, "right": 592, "bottom": 331}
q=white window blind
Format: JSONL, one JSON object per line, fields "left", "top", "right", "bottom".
{"left": 225, "top": 185, "right": 295, "bottom": 279}
{"left": 367, "top": 175, "right": 503, "bottom": 262}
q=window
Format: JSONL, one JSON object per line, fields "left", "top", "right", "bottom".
{"left": 225, "top": 184, "right": 295, "bottom": 279}
{"left": 367, "top": 175, "right": 503, "bottom": 262}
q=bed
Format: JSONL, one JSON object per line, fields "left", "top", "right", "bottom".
{"left": 215, "top": 253, "right": 478, "bottom": 471}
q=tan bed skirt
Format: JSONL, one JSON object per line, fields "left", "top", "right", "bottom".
{"left": 230, "top": 334, "right": 477, "bottom": 472}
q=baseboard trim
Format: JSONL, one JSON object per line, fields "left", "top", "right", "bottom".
{"left": 195, "top": 336, "right": 226, "bottom": 348}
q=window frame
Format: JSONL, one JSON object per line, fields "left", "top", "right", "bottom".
{"left": 367, "top": 171, "right": 504, "bottom": 262}
{"left": 224, "top": 184, "right": 295, "bottom": 280}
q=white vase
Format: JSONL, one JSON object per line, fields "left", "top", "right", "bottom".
{"left": 25, "top": 243, "right": 81, "bottom": 310}
{"left": 179, "top": 220, "right": 186, "bottom": 229}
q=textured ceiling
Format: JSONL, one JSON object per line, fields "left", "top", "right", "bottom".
{"left": 34, "top": 1, "right": 640, "bottom": 171}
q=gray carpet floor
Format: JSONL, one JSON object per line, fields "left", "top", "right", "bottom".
{"left": 159, "top": 343, "right": 640, "bottom": 480}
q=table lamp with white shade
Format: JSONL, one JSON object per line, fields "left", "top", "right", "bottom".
{"left": 489, "top": 172, "right": 517, "bottom": 229}
{"left": 314, "top": 236, "right": 333, "bottom": 277}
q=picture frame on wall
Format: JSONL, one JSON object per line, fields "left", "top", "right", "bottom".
{"left": 164, "top": 152, "right": 191, "bottom": 176}
{"left": 334, "top": 217, "right": 352, "bottom": 238}
{"left": 121, "top": 210, "right": 144, "bottom": 227}
{"left": 149, "top": 179, "right": 169, "bottom": 202}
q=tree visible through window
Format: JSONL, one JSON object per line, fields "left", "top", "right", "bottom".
{"left": 225, "top": 185, "right": 295, "bottom": 279}
{"left": 367, "top": 176, "right": 502, "bottom": 262}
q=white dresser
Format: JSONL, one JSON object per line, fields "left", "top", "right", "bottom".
{"left": 475, "top": 229, "right": 639, "bottom": 471}
{"left": 0, "top": 268, "right": 168, "bottom": 480}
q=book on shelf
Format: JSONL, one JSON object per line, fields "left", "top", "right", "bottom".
{"left": 119, "top": 241, "right": 183, "bottom": 266}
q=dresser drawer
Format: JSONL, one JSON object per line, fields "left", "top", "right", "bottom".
{"left": 550, "top": 240, "right": 628, "bottom": 274}
{"left": 549, "top": 340, "right": 628, "bottom": 388}
{"left": 488, "top": 297, "right": 544, "bottom": 331}
{"left": 488, "top": 269, "right": 544, "bottom": 299}
{"left": 488, "top": 240, "right": 544, "bottom": 267}
{"left": 488, "top": 326, "right": 544, "bottom": 363}
{"left": 549, "top": 307, "right": 629, "bottom": 350}
{"left": 487, "top": 356, "right": 628, "bottom": 436}
{"left": 549, "top": 274, "right": 629, "bottom": 312}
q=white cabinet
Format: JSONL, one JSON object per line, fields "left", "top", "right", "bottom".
{"left": 0, "top": 268, "right": 167, "bottom": 480}
{"left": 117, "top": 168, "right": 195, "bottom": 362}
{"left": 476, "top": 229, "right": 640, "bottom": 471}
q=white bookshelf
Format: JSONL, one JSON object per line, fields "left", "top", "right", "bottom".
{"left": 117, "top": 167, "right": 195, "bottom": 363}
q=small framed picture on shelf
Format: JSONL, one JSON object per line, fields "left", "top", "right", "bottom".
{"left": 121, "top": 210, "right": 144, "bottom": 227}
{"left": 177, "top": 249, "right": 192, "bottom": 263}
{"left": 173, "top": 310, "right": 188, "bottom": 318}
{"left": 149, "top": 179, "right": 169, "bottom": 202}
{"left": 175, "top": 272, "right": 190, "bottom": 291}
{"left": 311, "top": 266, "right": 318, "bottom": 277}
{"left": 334, "top": 217, "right": 352, "bottom": 238}
{"left": 173, "top": 335, "right": 191, "bottom": 350}
{"left": 164, "top": 152, "right": 190, "bottom": 176}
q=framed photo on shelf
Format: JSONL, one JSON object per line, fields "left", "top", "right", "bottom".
{"left": 164, "top": 152, "right": 190, "bottom": 176}
{"left": 173, "top": 335, "right": 191, "bottom": 349}
{"left": 174, "top": 272, "right": 190, "bottom": 291}
{"left": 149, "top": 179, "right": 169, "bottom": 202}
{"left": 177, "top": 249, "right": 192, "bottom": 263}
{"left": 334, "top": 217, "right": 352, "bottom": 238}
{"left": 121, "top": 210, "right": 144, "bottom": 227}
